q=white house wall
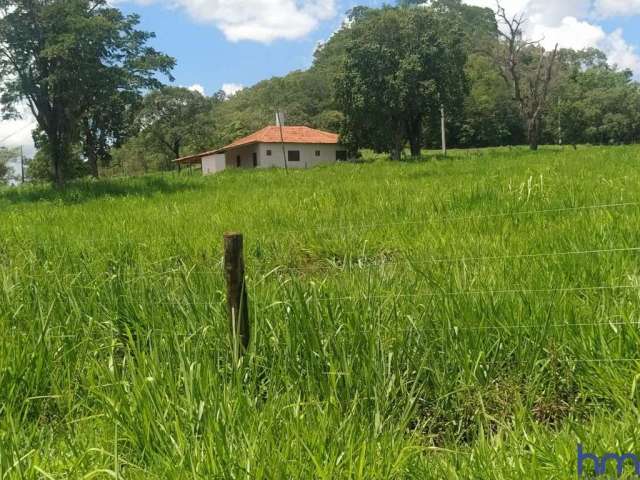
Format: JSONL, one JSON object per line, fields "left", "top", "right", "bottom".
{"left": 202, "top": 154, "right": 226, "bottom": 175}
{"left": 214, "top": 142, "right": 347, "bottom": 174}
{"left": 257, "top": 143, "right": 343, "bottom": 169}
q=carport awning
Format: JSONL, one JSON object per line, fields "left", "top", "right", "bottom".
{"left": 174, "top": 149, "right": 221, "bottom": 165}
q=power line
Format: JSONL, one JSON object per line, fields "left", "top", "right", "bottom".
{"left": 0, "top": 121, "right": 35, "bottom": 145}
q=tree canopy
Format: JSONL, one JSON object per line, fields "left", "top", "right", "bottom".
{"left": 0, "top": 0, "right": 175, "bottom": 186}
{"left": 335, "top": 6, "right": 468, "bottom": 159}
{"left": 3, "top": 0, "right": 640, "bottom": 183}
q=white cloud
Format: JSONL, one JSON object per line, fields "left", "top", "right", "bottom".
{"left": 529, "top": 16, "right": 606, "bottom": 51}
{"left": 463, "top": 0, "right": 530, "bottom": 14}
{"left": 187, "top": 83, "right": 206, "bottom": 95}
{"left": 462, "top": 0, "right": 640, "bottom": 78}
{"left": 601, "top": 29, "right": 640, "bottom": 73}
{"left": 594, "top": 0, "right": 640, "bottom": 17}
{"left": 128, "top": 0, "right": 336, "bottom": 43}
{"left": 221, "top": 83, "right": 244, "bottom": 97}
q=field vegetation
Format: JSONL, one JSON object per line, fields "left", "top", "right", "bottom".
{"left": 1, "top": 146, "right": 639, "bottom": 478}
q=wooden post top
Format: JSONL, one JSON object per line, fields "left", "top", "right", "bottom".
{"left": 223, "top": 232, "right": 243, "bottom": 239}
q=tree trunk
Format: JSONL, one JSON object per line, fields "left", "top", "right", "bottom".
{"left": 84, "top": 122, "right": 99, "bottom": 178}
{"left": 409, "top": 136, "right": 421, "bottom": 158}
{"left": 407, "top": 117, "right": 422, "bottom": 158}
{"left": 527, "top": 118, "right": 539, "bottom": 151}
{"left": 87, "top": 150, "right": 99, "bottom": 178}
{"left": 48, "top": 133, "right": 66, "bottom": 188}
{"left": 390, "top": 130, "right": 404, "bottom": 161}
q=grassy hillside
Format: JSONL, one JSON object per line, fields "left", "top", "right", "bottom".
{"left": 1, "top": 146, "right": 640, "bottom": 478}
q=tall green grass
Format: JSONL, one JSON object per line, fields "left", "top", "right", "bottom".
{"left": 1, "top": 145, "right": 639, "bottom": 478}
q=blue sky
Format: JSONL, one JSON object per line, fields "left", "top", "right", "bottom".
{"left": 1, "top": 0, "right": 640, "bottom": 159}
{"left": 117, "top": 1, "right": 384, "bottom": 96}
{"left": 114, "top": 0, "right": 640, "bottom": 97}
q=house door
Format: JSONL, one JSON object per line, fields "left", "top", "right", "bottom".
{"left": 252, "top": 152, "right": 258, "bottom": 167}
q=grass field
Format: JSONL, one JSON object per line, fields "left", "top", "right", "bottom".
{"left": 1, "top": 145, "right": 640, "bottom": 478}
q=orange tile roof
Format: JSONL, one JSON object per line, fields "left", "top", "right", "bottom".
{"left": 175, "top": 126, "right": 340, "bottom": 163}
{"left": 223, "top": 126, "right": 339, "bottom": 150}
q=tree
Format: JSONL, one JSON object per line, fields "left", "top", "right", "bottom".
{"left": 0, "top": 147, "right": 18, "bottom": 184}
{"left": 0, "top": 0, "right": 174, "bottom": 186}
{"left": 492, "top": 4, "right": 558, "bottom": 150}
{"left": 133, "top": 87, "right": 215, "bottom": 170}
{"left": 547, "top": 58, "right": 640, "bottom": 147}
{"left": 454, "top": 53, "right": 524, "bottom": 148}
{"left": 80, "top": 90, "right": 141, "bottom": 178}
{"left": 336, "top": 6, "right": 468, "bottom": 159}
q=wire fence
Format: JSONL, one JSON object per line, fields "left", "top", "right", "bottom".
{"left": 3, "top": 199, "right": 640, "bottom": 369}
{"left": 3, "top": 199, "right": 640, "bottom": 253}
{"left": 9, "top": 317, "right": 640, "bottom": 342}
{"left": 3, "top": 244, "right": 640, "bottom": 279}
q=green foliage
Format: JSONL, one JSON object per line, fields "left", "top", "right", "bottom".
{"left": 548, "top": 64, "right": 640, "bottom": 146}
{"left": 213, "top": 69, "right": 337, "bottom": 145}
{"left": 0, "top": 147, "right": 18, "bottom": 184}
{"left": 1, "top": 146, "right": 640, "bottom": 476}
{"left": 454, "top": 54, "right": 524, "bottom": 147}
{"left": 0, "top": 0, "right": 174, "bottom": 185}
{"left": 114, "top": 87, "right": 220, "bottom": 173}
{"left": 212, "top": 0, "right": 639, "bottom": 157}
{"left": 335, "top": 6, "right": 468, "bottom": 159}
{"left": 26, "top": 141, "right": 87, "bottom": 182}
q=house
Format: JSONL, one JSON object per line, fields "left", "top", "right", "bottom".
{"left": 175, "top": 125, "right": 348, "bottom": 175}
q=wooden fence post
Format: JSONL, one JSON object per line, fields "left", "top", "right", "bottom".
{"left": 223, "top": 232, "right": 250, "bottom": 360}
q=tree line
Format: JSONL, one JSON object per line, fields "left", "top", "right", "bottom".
{"left": 1, "top": 0, "right": 639, "bottom": 186}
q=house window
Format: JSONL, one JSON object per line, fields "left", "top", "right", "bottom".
{"left": 236, "top": 155, "right": 241, "bottom": 167}
{"left": 336, "top": 150, "right": 348, "bottom": 161}
{"left": 315, "top": 150, "right": 321, "bottom": 157}
{"left": 288, "top": 150, "right": 300, "bottom": 162}
{"left": 252, "top": 152, "right": 258, "bottom": 167}
{"left": 266, "top": 150, "right": 272, "bottom": 156}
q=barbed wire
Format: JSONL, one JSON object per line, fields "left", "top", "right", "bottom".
{"left": 271, "top": 245, "right": 640, "bottom": 274}
{"left": 3, "top": 245, "right": 639, "bottom": 280}
{"left": 313, "top": 284, "right": 639, "bottom": 303}
{"left": 7, "top": 316, "right": 640, "bottom": 342}
{"left": 274, "top": 200, "right": 640, "bottom": 237}
{"left": 3, "top": 200, "right": 639, "bottom": 251}
{"left": 0, "top": 284, "right": 636, "bottom": 318}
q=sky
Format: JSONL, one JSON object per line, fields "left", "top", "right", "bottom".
{"left": 1, "top": 0, "right": 640, "bottom": 163}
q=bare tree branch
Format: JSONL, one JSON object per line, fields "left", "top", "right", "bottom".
{"left": 491, "top": 1, "right": 559, "bottom": 150}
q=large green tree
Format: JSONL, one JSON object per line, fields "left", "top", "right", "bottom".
{"left": 0, "top": 0, "right": 174, "bottom": 186}
{"left": 80, "top": 90, "right": 142, "bottom": 178}
{"left": 335, "top": 6, "right": 468, "bottom": 159}
{"left": 132, "top": 87, "right": 217, "bottom": 170}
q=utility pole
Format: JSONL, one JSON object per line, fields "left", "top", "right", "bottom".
{"left": 276, "top": 111, "right": 288, "bottom": 173}
{"left": 440, "top": 105, "right": 447, "bottom": 157}
{"left": 20, "top": 146, "right": 25, "bottom": 184}
{"left": 558, "top": 97, "right": 563, "bottom": 146}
